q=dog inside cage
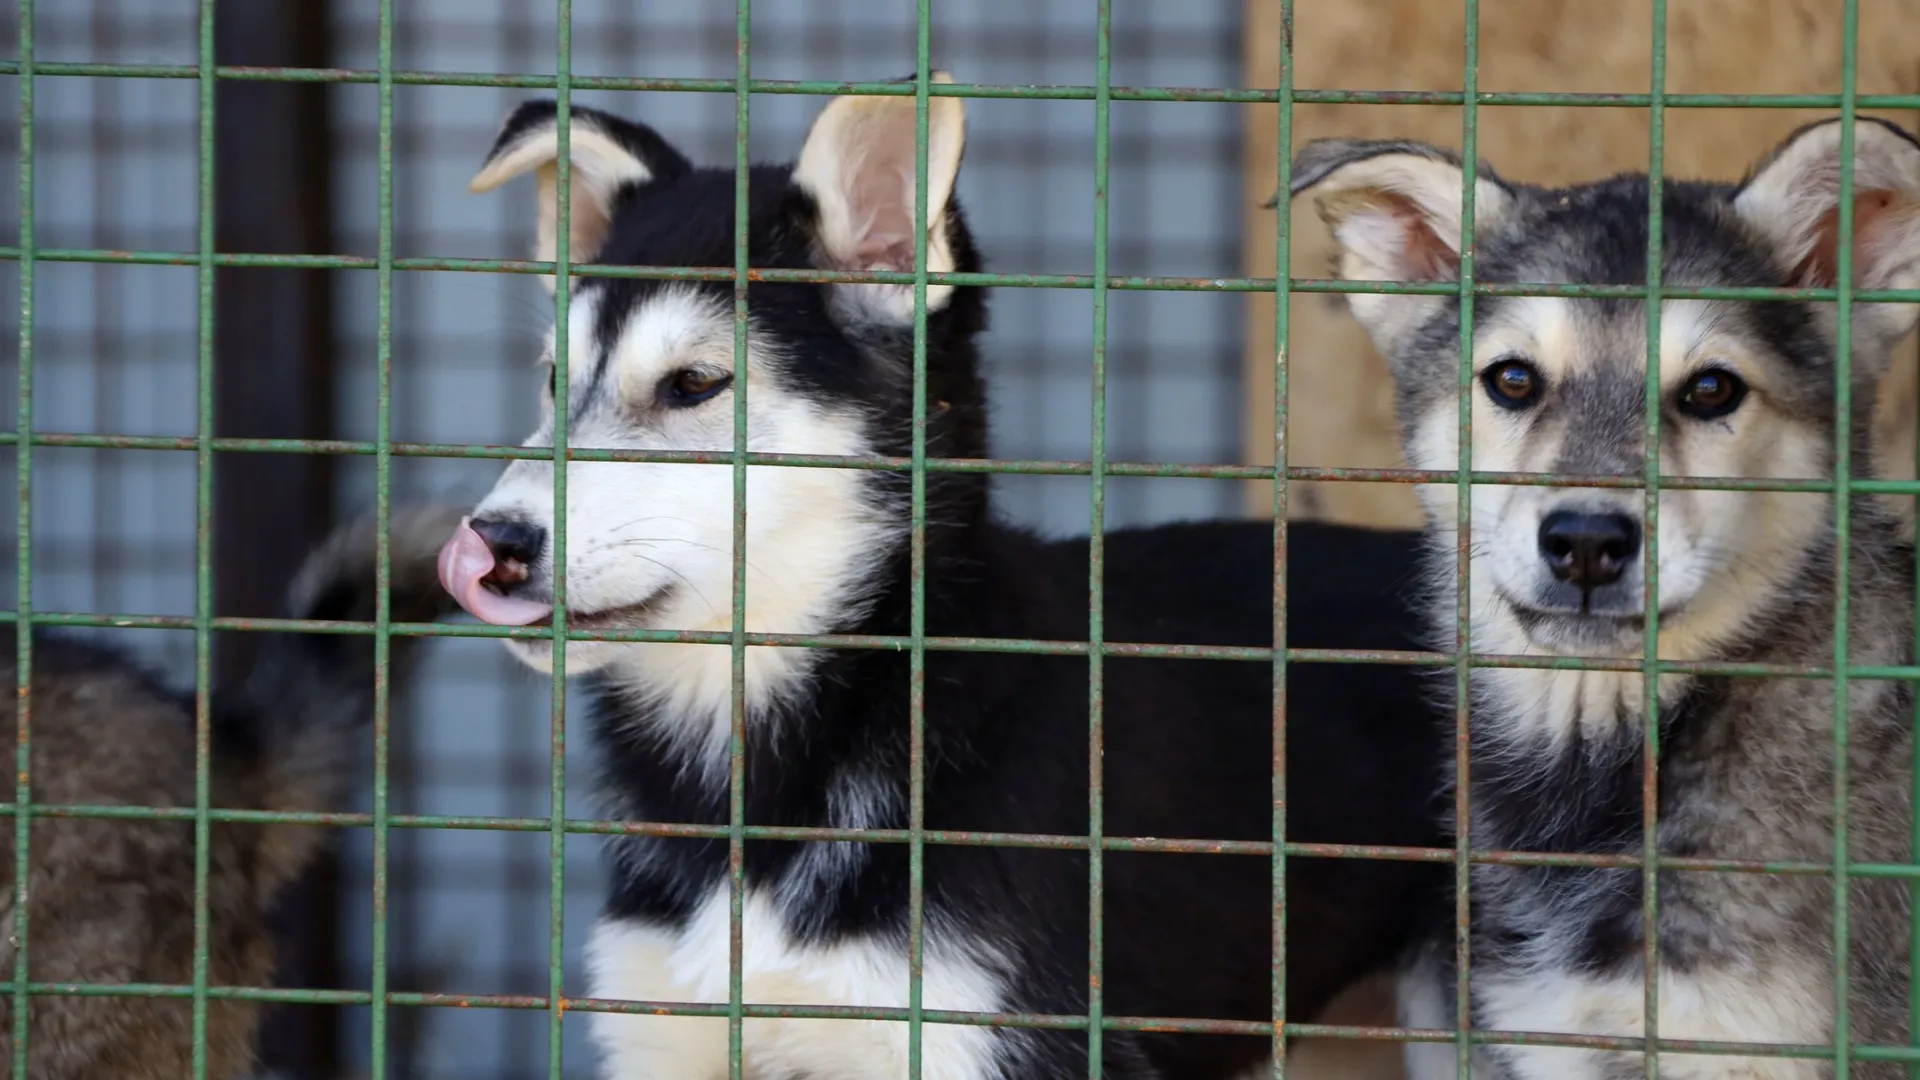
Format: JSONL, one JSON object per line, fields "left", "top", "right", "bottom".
{"left": 1290, "top": 114, "right": 1920, "bottom": 1078}
{"left": 434, "top": 70, "right": 1450, "bottom": 1080}
{"left": 7, "top": 3, "right": 1920, "bottom": 1080}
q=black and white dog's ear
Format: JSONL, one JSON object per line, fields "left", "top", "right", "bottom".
{"left": 1734, "top": 116, "right": 1920, "bottom": 349}
{"left": 470, "top": 100, "right": 692, "bottom": 289}
{"left": 1278, "top": 138, "right": 1515, "bottom": 355}
{"left": 793, "top": 71, "right": 966, "bottom": 324}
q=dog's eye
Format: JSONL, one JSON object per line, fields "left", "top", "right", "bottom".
{"left": 1481, "top": 358, "right": 1542, "bottom": 409}
{"left": 663, "top": 369, "right": 733, "bottom": 406}
{"left": 545, "top": 363, "right": 557, "bottom": 398}
{"left": 1678, "top": 369, "right": 1746, "bottom": 420}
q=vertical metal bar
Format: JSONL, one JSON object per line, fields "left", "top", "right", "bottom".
{"left": 8, "top": 0, "right": 31, "bottom": 1074}
{"left": 550, "top": 1, "right": 576, "bottom": 1075}
{"left": 905, "top": 6, "right": 933, "bottom": 1079}
{"left": 86, "top": 0, "right": 119, "bottom": 622}
{"left": 1087, "top": 5, "right": 1113, "bottom": 1076}
{"left": 368, "top": 0, "right": 397, "bottom": 1074}
{"left": 190, "top": 0, "right": 219, "bottom": 1074}
{"left": 1639, "top": 2, "right": 1669, "bottom": 1076}
{"left": 728, "top": 3, "right": 752, "bottom": 1078}
{"left": 1452, "top": 1, "right": 1481, "bottom": 1075}
{"left": 1910, "top": 216, "right": 1920, "bottom": 1080}
{"left": 1832, "top": 2, "right": 1862, "bottom": 1074}
{"left": 1268, "top": 0, "right": 1296, "bottom": 1074}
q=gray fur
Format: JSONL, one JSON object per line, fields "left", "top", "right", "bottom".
{"left": 1293, "top": 117, "right": 1920, "bottom": 1077}
{"left": 0, "top": 505, "right": 461, "bottom": 1080}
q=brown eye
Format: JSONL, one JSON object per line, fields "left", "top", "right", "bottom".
{"left": 1482, "top": 358, "right": 1541, "bottom": 409}
{"left": 663, "top": 369, "right": 733, "bottom": 407}
{"left": 1678, "top": 368, "right": 1746, "bottom": 420}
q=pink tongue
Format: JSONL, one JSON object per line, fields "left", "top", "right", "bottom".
{"left": 437, "top": 517, "right": 555, "bottom": 626}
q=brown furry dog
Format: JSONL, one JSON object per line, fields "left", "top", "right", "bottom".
{"left": 0, "top": 506, "right": 461, "bottom": 1079}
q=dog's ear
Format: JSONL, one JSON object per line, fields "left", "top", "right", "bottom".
{"left": 1283, "top": 139, "right": 1513, "bottom": 282}
{"left": 1280, "top": 139, "right": 1516, "bottom": 356}
{"left": 793, "top": 72, "right": 965, "bottom": 324}
{"left": 1735, "top": 117, "right": 1920, "bottom": 351}
{"left": 470, "top": 101, "right": 692, "bottom": 290}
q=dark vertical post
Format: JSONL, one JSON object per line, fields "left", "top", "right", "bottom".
{"left": 213, "top": 3, "right": 340, "bottom": 1076}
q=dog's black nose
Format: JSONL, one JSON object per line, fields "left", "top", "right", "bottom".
{"left": 470, "top": 517, "right": 546, "bottom": 589}
{"left": 1537, "top": 511, "right": 1640, "bottom": 590}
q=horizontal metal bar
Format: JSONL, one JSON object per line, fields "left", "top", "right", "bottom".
{"left": 0, "top": 429, "right": 1907, "bottom": 497}
{"left": 0, "top": 247, "right": 1291, "bottom": 293}
{"left": 4, "top": 800, "right": 1903, "bottom": 879}
{"left": 10, "top": 610, "right": 1917, "bottom": 681}
{"left": 2, "top": 61, "right": 1919, "bottom": 112}
{"left": 0, "top": 979, "right": 1908, "bottom": 1060}
{"left": 4, "top": 246, "right": 1916, "bottom": 306}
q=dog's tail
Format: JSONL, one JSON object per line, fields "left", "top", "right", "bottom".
{"left": 219, "top": 504, "right": 465, "bottom": 898}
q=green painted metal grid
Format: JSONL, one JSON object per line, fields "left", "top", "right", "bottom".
{"left": 548, "top": 6, "right": 578, "bottom": 1075}
{"left": 1087, "top": 7, "right": 1114, "bottom": 1074}
{"left": 10, "top": 7, "right": 31, "bottom": 1080}
{"left": 3, "top": 2, "right": 1919, "bottom": 1078}
{"left": 1837, "top": 5, "right": 1865, "bottom": 1076}
{"left": 370, "top": 0, "right": 400, "bottom": 1075}
{"left": 1451, "top": 6, "right": 1482, "bottom": 1076}
{"left": 724, "top": 2, "right": 747, "bottom": 1071}
{"left": 1639, "top": 2, "right": 1671, "bottom": 1074}
{"left": 1266, "top": 2, "right": 1295, "bottom": 1077}
{"left": 188, "top": 0, "right": 215, "bottom": 1071}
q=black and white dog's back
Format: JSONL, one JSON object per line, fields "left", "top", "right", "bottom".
{"left": 437, "top": 76, "right": 1446, "bottom": 1079}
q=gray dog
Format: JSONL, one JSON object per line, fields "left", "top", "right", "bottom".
{"left": 1290, "top": 117, "right": 1920, "bottom": 1079}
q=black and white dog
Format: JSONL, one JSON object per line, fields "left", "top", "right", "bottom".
{"left": 437, "top": 75, "right": 1447, "bottom": 1079}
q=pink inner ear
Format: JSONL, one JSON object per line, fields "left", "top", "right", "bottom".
{"left": 846, "top": 163, "right": 919, "bottom": 272}
{"left": 1792, "top": 190, "right": 1904, "bottom": 288}
{"left": 1380, "top": 193, "right": 1461, "bottom": 281}
{"left": 857, "top": 235, "right": 917, "bottom": 273}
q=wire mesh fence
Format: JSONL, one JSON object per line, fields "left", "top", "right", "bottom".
{"left": 2, "top": 0, "right": 1920, "bottom": 1079}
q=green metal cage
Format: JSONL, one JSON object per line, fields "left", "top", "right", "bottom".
{"left": 4, "top": 1, "right": 1920, "bottom": 1078}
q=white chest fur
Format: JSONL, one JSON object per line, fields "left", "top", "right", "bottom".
{"left": 587, "top": 885, "right": 1019, "bottom": 1080}
{"left": 1441, "top": 964, "right": 1832, "bottom": 1080}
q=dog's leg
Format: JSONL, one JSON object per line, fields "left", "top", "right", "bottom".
{"left": 1397, "top": 941, "right": 1507, "bottom": 1080}
{"left": 587, "top": 918, "right": 732, "bottom": 1080}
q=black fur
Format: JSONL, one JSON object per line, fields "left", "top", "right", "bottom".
{"left": 596, "top": 519, "right": 1449, "bottom": 1077}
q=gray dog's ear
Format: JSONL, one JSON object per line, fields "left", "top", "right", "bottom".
{"left": 1276, "top": 138, "right": 1516, "bottom": 355}
{"left": 1276, "top": 138, "right": 1515, "bottom": 283}
{"left": 1734, "top": 116, "right": 1920, "bottom": 351}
